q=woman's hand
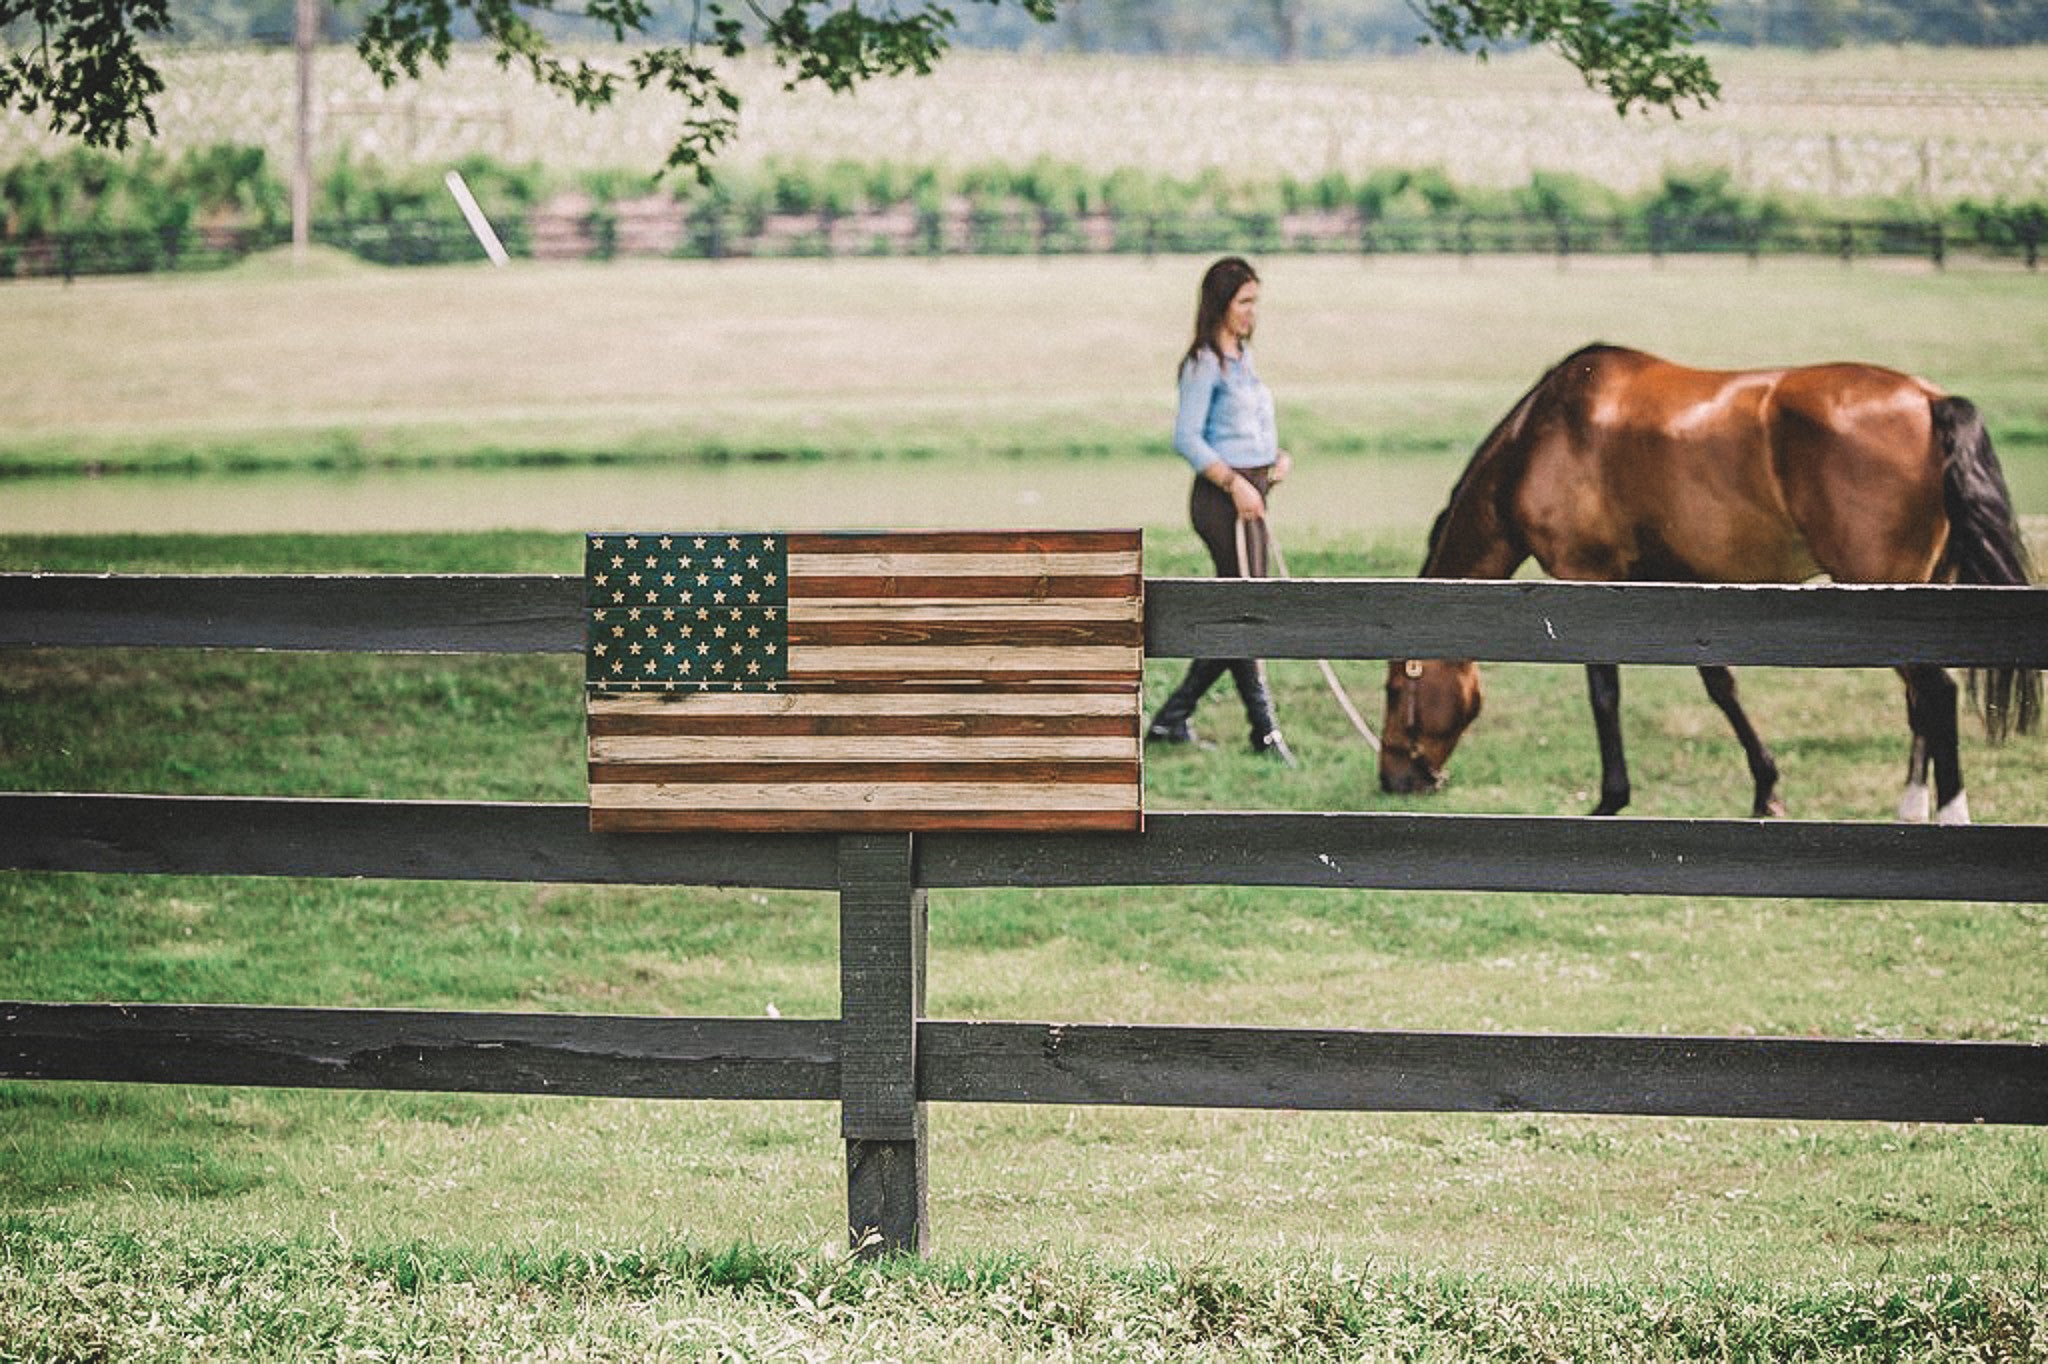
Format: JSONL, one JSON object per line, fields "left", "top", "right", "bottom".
{"left": 1230, "top": 475, "right": 1266, "bottom": 522}
{"left": 1271, "top": 449, "right": 1293, "bottom": 485}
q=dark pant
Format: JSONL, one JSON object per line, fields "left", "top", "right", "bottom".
{"left": 1190, "top": 466, "right": 1272, "bottom": 579}
{"left": 1150, "top": 467, "right": 1282, "bottom": 745}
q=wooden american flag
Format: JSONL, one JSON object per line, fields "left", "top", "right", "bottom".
{"left": 584, "top": 529, "right": 1143, "bottom": 833}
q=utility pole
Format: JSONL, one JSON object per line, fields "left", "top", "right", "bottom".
{"left": 293, "top": 0, "right": 318, "bottom": 264}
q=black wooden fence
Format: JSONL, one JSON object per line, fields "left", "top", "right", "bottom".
{"left": 4, "top": 572, "right": 2047, "bottom": 1255}
{"left": 5, "top": 208, "right": 2042, "bottom": 280}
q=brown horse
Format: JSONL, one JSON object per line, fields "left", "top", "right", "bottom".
{"left": 1379, "top": 343, "right": 2039, "bottom": 823}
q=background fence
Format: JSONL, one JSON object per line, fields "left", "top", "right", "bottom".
{"left": 3, "top": 571, "right": 2046, "bottom": 1255}
{"left": 4, "top": 207, "right": 2042, "bottom": 280}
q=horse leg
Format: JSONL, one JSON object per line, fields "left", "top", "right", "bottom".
{"left": 1900, "top": 665, "right": 1969, "bottom": 825}
{"left": 1697, "top": 665, "right": 1785, "bottom": 817}
{"left": 1585, "top": 663, "right": 1631, "bottom": 816}
{"left": 1897, "top": 733, "right": 1931, "bottom": 823}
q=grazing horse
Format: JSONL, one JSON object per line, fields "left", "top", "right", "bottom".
{"left": 1378, "top": 343, "right": 2039, "bottom": 823}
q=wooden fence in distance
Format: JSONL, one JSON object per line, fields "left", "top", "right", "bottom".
{"left": 5, "top": 207, "right": 2043, "bottom": 280}
{"left": 3, "top": 572, "right": 2047, "bottom": 1255}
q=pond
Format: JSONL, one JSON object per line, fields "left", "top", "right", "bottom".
{"left": 0, "top": 453, "right": 1464, "bottom": 540}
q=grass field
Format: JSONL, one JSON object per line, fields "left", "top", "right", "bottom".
{"left": 3, "top": 250, "right": 2047, "bottom": 1356}
{"left": 3, "top": 525, "right": 2046, "bottom": 1357}
{"left": 5, "top": 253, "right": 2048, "bottom": 486}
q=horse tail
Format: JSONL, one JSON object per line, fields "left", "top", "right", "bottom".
{"left": 1933, "top": 394, "right": 2040, "bottom": 739}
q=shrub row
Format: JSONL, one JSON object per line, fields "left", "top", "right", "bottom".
{"left": 4, "top": 144, "right": 2043, "bottom": 267}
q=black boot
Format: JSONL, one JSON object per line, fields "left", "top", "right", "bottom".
{"left": 1231, "top": 660, "right": 1297, "bottom": 767}
{"left": 1147, "top": 658, "right": 1228, "bottom": 746}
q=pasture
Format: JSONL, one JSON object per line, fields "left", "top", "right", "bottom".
{"left": 4, "top": 252, "right": 2047, "bottom": 488}
{"left": 3, "top": 252, "right": 2046, "bottom": 1356}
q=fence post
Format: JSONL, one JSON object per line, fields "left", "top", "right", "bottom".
{"left": 838, "top": 832, "right": 928, "bottom": 1257}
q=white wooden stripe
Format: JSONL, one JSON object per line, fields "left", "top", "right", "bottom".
{"left": 787, "top": 551, "right": 1139, "bottom": 576}
{"left": 784, "top": 599, "right": 1140, "bottom": 622}
{"left": 590, "top": 782, "right": 1140, "bottom": 811}
{"left": 591, "top": 735, "right": 1137, "bottom": 762}
{"left": 589, "top": 693, "right": 1133, "bottom": 717}
{"left": 788, "top": 645, "right": 1139, "bottom": 673}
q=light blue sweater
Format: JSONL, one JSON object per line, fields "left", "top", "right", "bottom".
{"left": 1174, "top": 346, "right": 1278, "bottom": 473}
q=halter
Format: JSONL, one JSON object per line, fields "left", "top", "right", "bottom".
{"left": 1393, "top": 658, "right": 1438, "bottom": 786}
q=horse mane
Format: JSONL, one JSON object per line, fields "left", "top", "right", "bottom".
{"left": 1422, "top": 343, "right": 1624, "bottom": 576}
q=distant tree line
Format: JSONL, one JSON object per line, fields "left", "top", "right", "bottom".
{"left": 137, "top": 0, "right": 2048, "bottom": 58}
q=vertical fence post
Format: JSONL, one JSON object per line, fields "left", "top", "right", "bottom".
{"left": 838, "top": 832, "right": 928, "bottom": 1257}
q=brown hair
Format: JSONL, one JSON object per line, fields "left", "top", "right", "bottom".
{"left": 1180, "top": 255, "right": 1259, "bottom": 376}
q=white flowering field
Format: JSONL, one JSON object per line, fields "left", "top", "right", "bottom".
{"left": 3, "top": 43, "right": 2046, "bottom": 201}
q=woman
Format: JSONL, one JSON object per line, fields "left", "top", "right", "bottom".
{"left": 1146, "top": 255, "right": 1297, "bottom": 766}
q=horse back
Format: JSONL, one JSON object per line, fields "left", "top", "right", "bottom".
{"left": 1506, "top": 346, "right": 1945, "bottom": 585}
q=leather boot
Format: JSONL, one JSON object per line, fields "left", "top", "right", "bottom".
{"left": 1147, "top": 658, "right": 1228, "bottom": 746}
{"left": 1231, "top": 659, "right": 1297, "bottom": 767}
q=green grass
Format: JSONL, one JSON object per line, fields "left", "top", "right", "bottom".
{"left": 4, "top": 255, "right": 2046, "bottom": 484}
{"left": 4, "top": 243, "right": 2048, "bottom": 1351}
{"left": 1, "top": 1222, "right": 2042, "bottom": 1361}
{"left": 3, "top": 531, "right": 2045, "bottom": 1346}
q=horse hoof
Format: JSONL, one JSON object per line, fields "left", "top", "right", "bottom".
{"left": 1936, "top": 792, "right": 1971, "bottom": 826}
{"left": 1897, "top": 782, "right": 1931, "bottom": 823}
{"left": 1757, "top": 797, "right": 1787, "bottom": 819}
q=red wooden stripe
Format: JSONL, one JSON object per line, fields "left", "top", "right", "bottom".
{"left": 784, "top": 530, "right": 1139, "bottom": 555}
{"left": 588, "top": 712, "right": 1137, "bottom": 738}
{"left": 591, "top": 760, "right": 1139, "bottom": 785}
{"left": 591, "top": 808, "right": 1143, "bottom": 834}
{"left": 782, "top": 670, "right": 1141, "bottom": 688}
{"left": 587, "top": 677, "right": 1137, "bottom": 696}
{"left": 787, "top": 574, "right": 1142, "bottom": 599}
{"left": 786, "top": 619, "right": 1142, "bottom": 648}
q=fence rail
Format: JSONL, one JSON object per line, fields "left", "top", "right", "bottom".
{"left": 3, "top": 206, "right": 2042, "bottom": 280}
{"left": 3, "top": 571, "right": 2046, "bottom": 1255}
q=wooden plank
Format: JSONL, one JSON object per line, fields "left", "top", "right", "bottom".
{"left": 837, "top": 834, "right": 928, "bottom": 1256}
{"left": 585, "top": 737, "right": 1146, "bottom": 757}
{"left": 787, "top": 619, "right": 1144, "bottom": 648}
{"left": 8, "top": 796, "right": 2046, "bottom": 901}
{"left": 789, "top": 645, "right": 1140, "bottom": 673}
{"left": 919, "top": 1022, "right": 2048, "bottom": 1125}
{"left": 919, "top": 812, "right": 2048, "bottom": 902}
{"left": 0, "top": 1002, "right": 839, "bottom": 1099}
{"left": 588, "top": 778, "right": 1140, "bottom": 810}
{"left": 588, "top": 759, "right": 1138, "bottom": 784}
{"left": 592, "top": 808, "right": 1143, "bottom": 835}
{"left": 838, "top": 835, "right": 925, "bottom": 1139}
{"left": 588, "top": 711, "right": 1139, "bottom": 738}
{"left": 784, "top": 530, "right": 1136, "bottom": 557}
{"left": 7, "top": 1003, "right": 2037, "bottom": 1126}
{"left": 846, "top": 1139, "right": 927, "bottom": 1258}
{"left": 789, "top": 554, "right": 1142, "bottom": 578}
{"left": 1146, "top": 578, "right": 2048, "bottom": 666}
{"left": 787, "top": 574, "right": 1143, "bottom": 599}
{"left": 0, "top": 792, "right": 843, "bottom": 889}
{"left": 0, "top": 573, "right": 584, "bottom": 652}
{"left": 6, "top": 573, "right": 2044, "bottom": 665}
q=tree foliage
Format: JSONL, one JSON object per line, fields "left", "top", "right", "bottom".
{"left": 1, "top": 0, "right": 173, "bottom": 149}
{"left": 1414, "top": 0, "right": 1718, "bottom": 115}
{"left": 2, "top": 0, "right": 1724, "bottom": 178}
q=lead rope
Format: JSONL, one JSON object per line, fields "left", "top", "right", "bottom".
{"left": 1236, "top": 511, "right": 1382, "bottom": 754}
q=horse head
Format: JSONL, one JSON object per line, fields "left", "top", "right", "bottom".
{"left": 1379, "top": 658, "right": 1483, "bottom": 795}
